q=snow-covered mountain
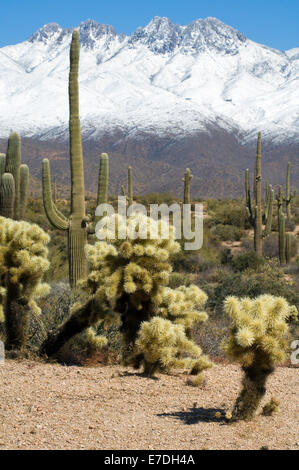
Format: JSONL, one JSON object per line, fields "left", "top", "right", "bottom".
{"left": 0, "top": 17, "right": 298, "bottom": 144}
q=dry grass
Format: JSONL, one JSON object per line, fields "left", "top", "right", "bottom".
{"left": 1, "top": 360, "right": 298, "bottom": 450}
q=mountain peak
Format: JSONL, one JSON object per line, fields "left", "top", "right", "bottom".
{"left": 28, "top": 23, "right": 63, "bottom": 43}
{"left": 130, "top": 16, "right": 182, "bottom": 53}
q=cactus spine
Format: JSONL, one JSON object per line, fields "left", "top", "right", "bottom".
{"left": 183, "top": 168, "right": 193, "bottom": 205}
{"left": 128, "top": 166, "right": 133, "bottom": 206}
{"left": 42, "top": 30, "right": 88, "bottom": 287}
{"left": 97, "top": 153, "right": 109, "bottom": 206}
{"left": 0, "top": 173, "right": 15, "bottom": 218}
{"left": 245, "top": 133, "right": 273, "bottom": 256}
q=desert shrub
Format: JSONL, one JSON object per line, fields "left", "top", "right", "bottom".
{"left": 211, "top": 224, "right": 245, "bottom": 241}
{"left": 222, "top": 295, "right": 297, "bottom": 421}
{"left": 41, "top": 213, "right": 213, "bottom": 381}
{"left": 210, "top": 260, "right": 299, "bottom": 315}
{"left": 231, "top": 251, "right": 265, "bottom": 272}
{"left": 168, "top": 272, "right": 190, "bottom": 288}
{"left": 207, "top": 200, "right": 247, "bottom": 228}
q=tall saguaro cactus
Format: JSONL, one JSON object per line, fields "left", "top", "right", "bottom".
{"left": 245, "top": 133, "right": 273, "bottom": 256}
{"left": 42, "top": 30, "right": 88, "bottom": 287}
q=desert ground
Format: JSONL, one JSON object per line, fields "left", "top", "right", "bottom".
{"left": 0, "top": 360, "right": 298, "bottom": 450}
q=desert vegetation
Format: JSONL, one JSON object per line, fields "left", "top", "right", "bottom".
{"left": 0, "top": 29, "right": 298, "bottom": 450}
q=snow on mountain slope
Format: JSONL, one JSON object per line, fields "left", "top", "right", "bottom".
{"left": 0, "top": 17, "right": 298, "bottom": 144}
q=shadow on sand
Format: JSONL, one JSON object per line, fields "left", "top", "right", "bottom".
{"left": 158, "top": 406, "right": 227, "bottom": 424}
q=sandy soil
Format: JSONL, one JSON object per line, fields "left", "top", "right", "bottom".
{"left": 0, "top": 360, "right": 298, "bottom": 450}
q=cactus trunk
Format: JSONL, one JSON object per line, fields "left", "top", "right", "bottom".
{"left": 20, "top": 164, "right": 29, "bottom": 220}
{"left": 5, "top": 132, "right": 21, "bottom": 220}
{"left": 97, "top": 153, "right": 109, "bottom": 206}
{"left": 42, "top": 30, "right": 88, "bottom": 287}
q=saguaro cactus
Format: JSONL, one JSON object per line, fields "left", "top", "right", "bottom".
{"left": 285, "top": 233, "right": 291, "bottom": 264}
{"left": 279, "top": 213, "right": 286, "bottom": 265}
{"left": 245, "top": 133, "right": 273, "bottom": 256}
{"left": 97, "top": 153, "right": 109, "bottom": 206}
{"left": 53, "top": 176, "right": 57, "bottom": 203}
{"left": 285, "top": 162, "right": 295, "bottom": 220}
{"left": 0, "top": 137, "right": 29, "bottom": 220}
{"left": 20, "top": 164, "right": 29, "bottom": 220}
{"left": 0, "top": 154, "right": 6, "bottom": 178}
{"left": 0, "top": 173, "right": 15, "bottom": 219}
{"left": 128, "top": 166, "right": 133, "bottom": 206}
{"left": 42, "top": 30, "right": 88, "bottom": 287}
{"left": 5, "top": 132, "right": 21, "bottom": 220}
{"left": 183, "top": 168, "right": 193, "bottom": 205}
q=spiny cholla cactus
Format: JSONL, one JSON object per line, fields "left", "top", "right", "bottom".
{"left": 0, "top": 217, "right": 50, "bottom": 350}
{"left": 222, "top": 295, "right": 297, "bottom": 421}
{"left": 41, "top": 213, "right": 212, "bottom": 381}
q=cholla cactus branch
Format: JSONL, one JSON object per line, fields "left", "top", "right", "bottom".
{"left": 0, "top": 217, "right": 50, "bottom": 350}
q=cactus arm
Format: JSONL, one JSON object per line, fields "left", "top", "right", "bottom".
{"left": 183, "top": 168, "right": 193, "bottom": 205}
{"left": 0, "top": 173, "right": 15, "bottom": 218}
{"left": 276, "top": 185, "right": 284, "bottom": 218}
{"left": 121, "top": 185, "right": 126, "bottom": 197}
{"left": 128, "top": 166, "right": 133, "bottom": 206}
{"left": 42, "top": 159, "right": 68, "bottom": 230}
{"left": 263, "top": 186, "right": 273, "bottom": 238}
{"left": 245, "top": 168, "right": 254, "bottom": 225}
{"left": 0, "top": 154, "right": 6, "bottom": 179}
{"left": 53, "top": 176, "right": 57, "bottom": 203}
{"left": 285, "top": 233, "right": 291, "bottom": 264}
{"left": 19, "top": 164, "right": 29, "bottom": 220}
{"left": 279, "top": 213, "right": 286, "bottom": 265}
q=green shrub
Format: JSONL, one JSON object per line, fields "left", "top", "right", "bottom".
{"left": 211, "top": 224, "right": 245, "bottom": 241}
{"left": 231, "top": 251, "right": 265, "bottom": 272}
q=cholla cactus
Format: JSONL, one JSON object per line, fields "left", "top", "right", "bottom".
{"left": 222, "top": 295, "right": 297, "bottom": 421}
{"left": 0, "top": 217, "right": 50, "bottom": 350}
{"left": 41, "top": 213, "right": 212, "bottom": 381}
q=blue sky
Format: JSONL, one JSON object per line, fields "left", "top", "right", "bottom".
{"left": 1, "top": 0, "right": 298, "bottom": 50}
